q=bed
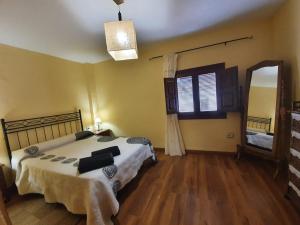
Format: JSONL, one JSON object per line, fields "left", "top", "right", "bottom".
{"left": 1, "top": 110, "right": 156, "bottom": 225}
{"left": 246, "top": 116, "right": 274, "bottom": 151}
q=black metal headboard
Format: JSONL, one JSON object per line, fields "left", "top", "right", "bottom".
{"left": 247, "top": 116, "right": 272, "bottom": 133}
{"left": 1, "top": 110, "right": 83, "bottom": 160}
{"left": 293, "top": 101, "right": 300, "bottom": 112}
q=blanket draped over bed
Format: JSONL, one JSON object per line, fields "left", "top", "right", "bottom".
{"left": 246, "top": 131, "right": 273, "bottom": 150}
{"left": 12, "top": 135, "right": 155, "bottom": 225}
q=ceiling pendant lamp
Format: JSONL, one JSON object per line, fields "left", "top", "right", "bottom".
{"left": 104, "top": 0, "right": 138, "bottom": 61}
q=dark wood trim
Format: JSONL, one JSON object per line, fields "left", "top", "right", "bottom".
{"left": 192, "top": 73, "right": 200, "bottom": 113}
{"left": 292, "top": 119, "right": 300, "bottom": 133}
{"left": 176, "top": 63, "right": 227, "bottom": 120}
{"left": 154, "top": 147, "right": 236, "bottom": 156}
{"left": 239, "top": 144, "right": 274, "bottom": 159}
{"left": 246, "top": 60, "right": 283, "bottom": 73}
{"left": 176, "top": 63, "right": 225, "bottom": 77}
{"left": 286, "top": 186, "right": 300, "bottom": 213}
{"left": 186, "top": 149, "right": 236, "bottom": 156}
{"left": 241, "top": 60, "right": 284, "bottom": 160}
{"left": 178, "top": 111, "right": 226, "bottom": 120}
{"left": 153, "top": 148, "right": 164, "bottom": 152}
{"left": 0, "top": 164, "right": 7, "bottom": 202}
{"left": 164, "top": 78, "right": 178, "bottom": 114}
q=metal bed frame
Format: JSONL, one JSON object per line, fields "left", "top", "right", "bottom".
{"left": 293, "top": 101, "right": 300, "bottom": 112}
{"left": 247, "top": 116, "right": 272, "bottom": 133}
{"left": 1, "top": 110, "right": 83, "bottom": 160}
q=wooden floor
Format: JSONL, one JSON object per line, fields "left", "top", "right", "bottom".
{"left": 6, "top": 152, "right": 300, "bottom": 225}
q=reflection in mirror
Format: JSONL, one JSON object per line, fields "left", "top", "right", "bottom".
{"left": 246, "top": 66, "right": 278, "bottom": 151}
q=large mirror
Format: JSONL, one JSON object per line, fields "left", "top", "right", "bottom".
{"left": 241, "top": 60, "right": 284, "bottom": 163}
{"left": 240, "top": 60, "right": 291, "bottom": 177}
{"left": 246, "top": 65, "right": 278, "bottom": 152}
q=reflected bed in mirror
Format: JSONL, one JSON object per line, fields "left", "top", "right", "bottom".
{"left": 246, "top": 65, "right": 278, "bottom": 151}
{"left": 246, "top": 116, "right": 273, "bottom": 151}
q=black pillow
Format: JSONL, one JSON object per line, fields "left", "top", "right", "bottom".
{"left": 78, "top": 153, "right": 114, "bottom": 174}
{"left": 75, "top": 131, "right": 94, "bottom": 141}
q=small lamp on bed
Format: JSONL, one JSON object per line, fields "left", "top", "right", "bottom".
{"left": 95, "top": 117, "right": 102, "bottom": 131}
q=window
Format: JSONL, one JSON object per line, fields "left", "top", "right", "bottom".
{"left": 198, "top": 73, "right": 217, "bottom": 112}
{"left": 164, "top": 63, "right": 239, "bottom": 117}
{"left": 177, "top": 76, "right": 194, "bottom": 112}
{"left": 176, "top": 63, "right": 226, "bottom": 119}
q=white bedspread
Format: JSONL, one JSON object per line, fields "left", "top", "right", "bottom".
{"left": 12, "top": 136, "right": 154, "bottom": 225}
{"left": 246, "top": 132, "right": 273, "bottom": 150}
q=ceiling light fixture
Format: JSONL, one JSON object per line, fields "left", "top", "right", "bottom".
{"left": 104, "top": 0, "right": 138, "bottom": 61}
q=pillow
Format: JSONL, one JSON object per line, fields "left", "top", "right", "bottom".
{"left": 38, "top": 133, "right": 76, "bottom": 151}
{"left": 11, "top": 134, "right": 77, "bottom": 172}
{"left": 75, "top": 131, "right": 94, "bottom": 141}
{"left": 24, "top": 146, "right": 39, "bottom": 155}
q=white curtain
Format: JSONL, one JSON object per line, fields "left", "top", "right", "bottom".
{"left": 163, "top": 54, "right": 186, "bottom": 156}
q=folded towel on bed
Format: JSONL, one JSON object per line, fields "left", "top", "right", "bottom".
{"left": 91, "top": 146, "right": 121, "bottom": 157}
{"left": 24, "top": 146, "right": 39, "bottom": 155}
{"left": 78, "top": 153, "right": 114, "bottom": 174}
{"left": 127, "top": 137, "right": 152, "bottom": 146}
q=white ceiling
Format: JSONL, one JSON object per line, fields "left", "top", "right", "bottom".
{"left": 0, "top": 0, "right": 284, "bottom": 63}
{"left": 251, "top": 66, "right": 278, "bottom": 88}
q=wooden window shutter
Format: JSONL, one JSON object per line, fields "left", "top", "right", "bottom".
{"left": 221, "top": 66, "right": 239, "bottom": 112}
{"left": 164, "top": 78, "right": 178, "bottom": 114}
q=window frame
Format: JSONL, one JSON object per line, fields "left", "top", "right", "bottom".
{"left": 175, "top": 63, "right": 227, "bottom": 120}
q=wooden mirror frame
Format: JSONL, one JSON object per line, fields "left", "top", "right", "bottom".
{"left": 241, "top": 60, "right": 284, "bottom": 161}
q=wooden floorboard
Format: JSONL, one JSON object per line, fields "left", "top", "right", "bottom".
{"left": 6, "top": 152, "right": 300, "bottom": 225}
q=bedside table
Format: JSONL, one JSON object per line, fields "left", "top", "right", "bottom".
{"left": 0, "top": 164, "right": 8, "bottom": 202}
{"left": 94, "top": 129, "right": 112, "bottom": 136}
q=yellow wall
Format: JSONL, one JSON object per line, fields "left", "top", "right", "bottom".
{"left": 273, "top": 0, "right": 300, "bottom": 98}
{"left": 0, "top": 0, "right": 296, "bottom": 166}
{"left": 92, "top": 19, "right": 275, "bottom": 152}
{"left": 0, "top": 1, "right": 297, "bottom": 186}
{"left": 0, "top": 44, "right": 92, "bottom": 166}
{"left": 248, "top": 87, "right": 277, "bottom": 132}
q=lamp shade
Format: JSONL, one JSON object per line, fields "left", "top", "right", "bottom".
{"left": 95, "top": 117, "right": 102, "bottom": 123}
{"left": 104, "top": 20, "right": 138, "bottom": 61}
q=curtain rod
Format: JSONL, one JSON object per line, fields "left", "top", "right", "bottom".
{"left": 148, "top": 35, "right": 254, "bottom": 61}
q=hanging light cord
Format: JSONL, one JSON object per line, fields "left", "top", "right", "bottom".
{"left": 118, "top": 5, "right": 122, "bottom": 21}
